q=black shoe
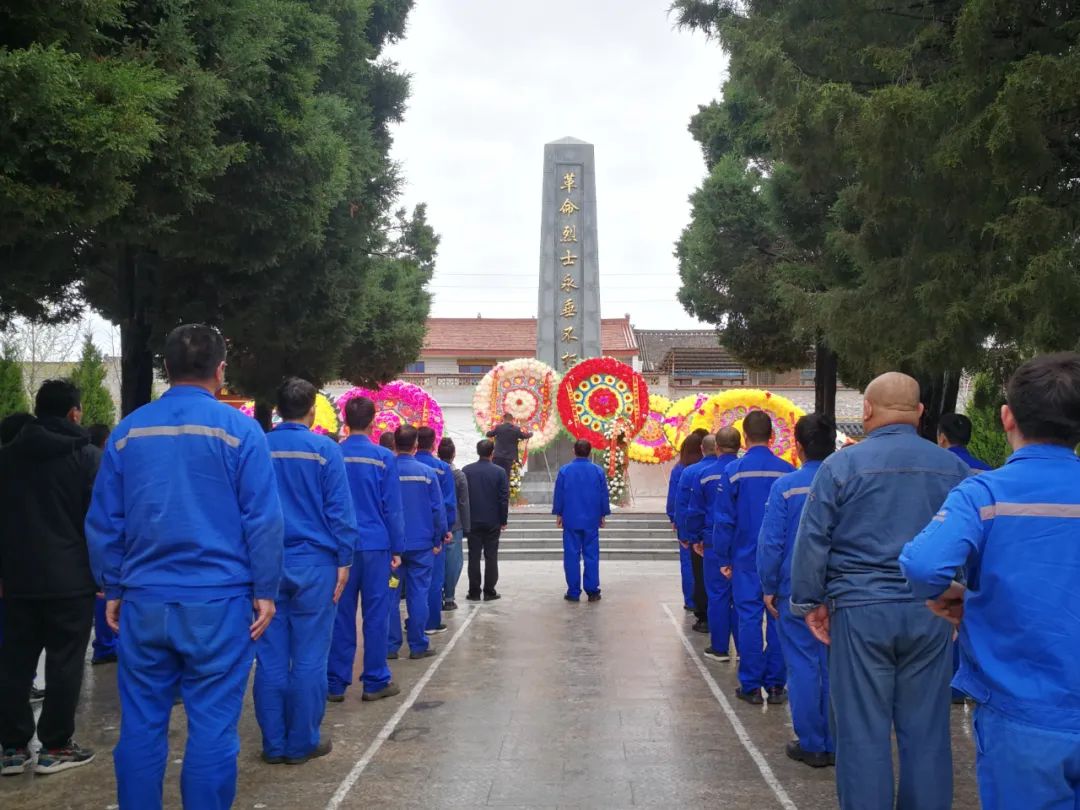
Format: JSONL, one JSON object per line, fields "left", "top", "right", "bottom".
{"left": 327, "top": 693, "right": 345, "bottom": 704}
{"left": 443, "top": 601, "right": 458, "bottom": 611}
{"left": 387, "top": 650, "right": 399, "bottom": 660}
{"left": 683, "top": 605, "right": 695, "bottom": 612}
{"left": 409, "top": 648, "right": 437, "bottom": 660}
{"left": 362, "top": 682, "right": 401, "bottom": 702}
{"left": 785, "top": 741, "right": 833, "bottom": 768}
{"left": 262, "top": 751, "right": 285, "bottom": 765}
{"left": 703, "top": 647, "right": 731, "bottom": 662}
{"left": 285, "top": 738, "right": 332, "bottom": 765}
{"left": 36, "top": 741, "right": 95, "bottom": 774}
{"left": 466, "top": 592, "right": 482, "bottom": 602}
{"left": 426, "top": 624, "right": 448, "bottom": 635}
{"left": 766, "top": 686, "right": 788, "bottom": 705}
{"left": 691, "top": 620, "right": 709, "bottom": 634}
{"left": 735, "top": 688, "right": 764, "bottom": 706}
{"left": 564, "top": 593, "right": 580, "bottom": 602}
{"left": 587, "top": 592, "right": 601, "bottom": 602}
{"left": 91, "top": 653, "right": 118, "bottom": 666}
{"left": 483, "top": 591, "right": 501, "bottom": 602}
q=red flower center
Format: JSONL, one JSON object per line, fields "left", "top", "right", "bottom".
{"left": 587, "top": 388, "right": 619, "bottom": 418}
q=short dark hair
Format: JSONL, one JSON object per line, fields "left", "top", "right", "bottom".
{"left": 276, "top": 377, "right": 316, "bottom": 420}
{"left": 378, "top": 431, "right": 395, "bottom": 449}
{"left": 395, "top": 424, "right": 418, "bottom": 452}
{"left": 795, "top": 414, "right": 836, "bottom": 462}
{"left": 345, "top": 396, "right": 376, "bottom": 430}
{"left": 503, "top": 412, "right": 514, "bottom": 422}
{"left": 1006, "top": 353, "right": 1080, "bottom": 446}
{"left": 0, "top": 413, "right": 33, "bottom": 445}
{"left": 88, "top": 423, "right": 112, "bottom": 449}
{"left": 417, "top": 425, "right": 436, "bottom": 451}
{"left": 574, "top": 439, "right": 592, "bottom": 458}
{"left": 743, "top": 410, "right": 773, "bottom": 442}
{"left": 437, "top": 437, "right": 455, "bottom": 462}
{"left": 35, "top": 379, "right": 81, "bottom": 419}
{"left": 476, "top": 439, "right": 495, "bottom": 458}
{"left": 164, "top": 324, "right": 226, "bottom": 382}
{"left": 716, "top": 427, "right": 741, "bottom": 453}
{"left": 679, "top": 432, "right": 704, "bottom": 467}
{"left": 937, "top": 413, "right": 972, "bottom": 446}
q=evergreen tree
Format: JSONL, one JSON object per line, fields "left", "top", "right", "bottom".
{"left": 68, "top": 335, "right": 116, "bottom": 428}
{"left": 965, "top": 372, "right": 1011, "bottom": 469}
{"left": 0, "top": 345, "right": 30, "bottom": 419}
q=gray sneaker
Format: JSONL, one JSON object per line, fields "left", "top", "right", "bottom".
{"left": 362, "top": 682, "right": 402, "bottom": 702}
{"left": 285, "top": 738, "right": 332, "bottom": 766}
{"left": 1, "top": 748, "right": 31, "bottom": 776}
{"left": 36, "top": 741, "right": 95, "bottom": 774}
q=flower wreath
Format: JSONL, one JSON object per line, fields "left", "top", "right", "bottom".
{"left": 601, "top": 417, "right": 632, "bottom": 504}
{"left": 336, "top": 381, "right": 444, "bottom": 444}
{"left": 240, "top": 392, "right": 340, "bottom": 436}
{"left": 628, "top": 393, "right": 675, "bottom": 464}
{"left": 556, "top": 356, "right": 649, "bottom": 447}
{"left": 689, "top": 389, "right": 805, "bottom": 465}
{"left": 662, "top": 393, "right": 709, "bottom": 451}
{"left": 472, "top": 358, "right": 561, "bottom": 452}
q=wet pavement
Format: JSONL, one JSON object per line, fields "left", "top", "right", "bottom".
{"left": 2, "top": 561, "right": 980, "bottom": 809}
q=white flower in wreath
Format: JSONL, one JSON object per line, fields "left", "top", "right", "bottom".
{"left": 503, "top": 388, "right": 539, "bottom": 422}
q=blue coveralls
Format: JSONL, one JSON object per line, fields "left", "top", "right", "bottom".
{"left": 328, "top": 433, "right": 405, "bottom": 697}
{"left": 901, "top": 444, "right": 1080, "bottom": 810}
{"left": 667, "top": 463, "right": 694, "bottom": 609}
{"left": 685, "top": 453, "right": 740, "bottom": 654}
{"left": 757, "top": 461, "right": 832, "bottom": 755}
{"left": 86, "top": 386, "right": 284, "bottom": 810}
{"left": 255, "top": 423, "right": 356, "bottom": 760}
{"left": 552, "top": 458, "right": 611, "bottom": 598}
{"left": 790, "top": 424, "right": 969, "bottom": 810}
{"left": 415, "top": 450, "right": 456, "bottom": 631}
{"left": 713, "top": 446, "right": 793, "bottom": 694}
{"left": 388, "top": 455, "right": 447, "bottom": 654}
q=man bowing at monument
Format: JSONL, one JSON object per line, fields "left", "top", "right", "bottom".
{"left": 553, "top": 440, "right": 610, "bottom": 602}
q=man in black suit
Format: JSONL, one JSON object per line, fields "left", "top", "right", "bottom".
{"left": 462, "top": 440, "right": 509, "bottom": 602}
{"left": 486, "top": 413, "right": 532, "bottom": 479}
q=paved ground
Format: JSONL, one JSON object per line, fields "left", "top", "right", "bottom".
{"left": 3, "top": 562, "right": 979, "bottom": 809}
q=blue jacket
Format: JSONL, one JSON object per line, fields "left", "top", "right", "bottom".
{"left": 948, "top": 444, "right": 993, "bottom": 472}
{"left": 712, "top": 446, "right": 794, "bottom": 568}
{"left": 665, "top": 463, "right": 684, "bottom": 525}
{"left": 790, "top": 424, "right": 969, "bottom": 614}
{"left": 757, "top": 461, "right": 822, "bottom": 598}
{"left": 685, "top": 453, "right": 737, "bottom": 547}
{"left": 552, "top": 458, "right": 610, "bottom": 531}
{"left": 900, "top": 444, "right": 1080, "bottom": 730}
{"left": 396, "top": 454, "right": 447, "bottom": 551}
{"left": 86, "top": 386, "right": 284, "bottom": 602}
{"left": 416, "top": 450, "right": 457, "bottom": 528}
{"left": 340, "top": 434, "right": 405, "bottom": 554}
{"left": 266, "top": 423, "right": 358, "bottom": 568}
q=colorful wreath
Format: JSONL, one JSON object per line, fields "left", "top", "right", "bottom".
{"left": 689, "top": 389, "right": 805, "bottom": 465}
{"left": 240, "top": 392, "right": 340, "bottom": 436}
{"left": 336, "top": 381, "right": 444, "bottom": 444}
{"left": 662, "top": 393, "right": 709, "bottom": 451}
{"left": 556, "top": 356, "right": 649, "bottom": 447}
{"left": 601, "top": 417, "right": 632, "bottom": 504}
{"left": 628, "top": 393, "right": 675, "bottom": 464}
{"left": 472, "top": 358, "right": 561, "bottom": 451}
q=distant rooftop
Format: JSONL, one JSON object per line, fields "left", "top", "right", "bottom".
{"left": 422, "top": 316, "right": 637, "bottom": 359}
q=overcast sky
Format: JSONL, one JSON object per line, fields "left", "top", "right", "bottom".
{"left": 385, "top": 1, "right": 728, "bottom": 329}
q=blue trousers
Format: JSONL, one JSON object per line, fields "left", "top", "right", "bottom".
{"left": 387, "top": 548, "right": 433, "bottom": 654}
{"left": 114, "top": 596, "right": 253, "bottom": 810}
{"left": 973, "top": 705, "right": 1080, "bottom": 810}
{"left": 328, "top": 549, "right": 392, "bottom": 695}
{"left": 732, "top": 565, "right": 785, "bottom": 691}
{"left": 92, "top": 595, "right": 118, "bottom": 660}
{"left": 703, "top": 547, "right": 738, "bottom": 654}
{"left": 563, "top": 527, "right": 600, "bottom": 598}
{"left": 679, "top": 544, "right": 695, "bottom": 609}
{"left": 443, "top": 529, "right": 464, "bottom": 602}
{"left": 254, "top": 564, "right": 336, "bottom": 760}
{"left": 777, "top": 599, "right": 832, "bottom": 753}
{"left": 831, "top": 602, "right": 953, "bottom": 810}
{"left": 426, "top": 545, "right": 446, "bottom": 630}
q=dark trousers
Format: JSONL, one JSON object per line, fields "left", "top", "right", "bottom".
{"left": 690, "top": 548, "right": 708, "bottom": 621}
{"left": 493, "top": 456, "right": 514, "bottom": 479}
{"left": 0, "top": 595, "right": 94, "bottom": 750}
{"left": 467, "top": 525, "right": 501, "bottom": 596}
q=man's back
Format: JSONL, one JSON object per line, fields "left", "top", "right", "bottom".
{"left": 463, "top": 460, "right": 509, "bottom": 528}
{"left": 396, "top": 455, "right": 446, "bottom": 550}
{"left": 340, "top": 434, "right": 404, "bottom": 553}
{"left": 553, "top": 458, "right": 610, "bottom": 530}
{"left": 487, "top": 423, "right": 528, "bottom": 460}
{"left": 714, "top": 447, "right": 794, "bottom": 567}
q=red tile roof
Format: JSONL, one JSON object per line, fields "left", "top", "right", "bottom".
{"left": 422, "top": 317, "right": 638, "bottom": 359}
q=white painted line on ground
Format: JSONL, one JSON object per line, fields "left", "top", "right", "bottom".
{"left": 325, "top": 607, "right": 480, "bottom": 810}
{"left": 661, "top": 603, "right": 799, "bottom": 810}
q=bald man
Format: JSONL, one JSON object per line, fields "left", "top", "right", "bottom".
{"left": 790, "top": 373, "right": 970, "bottom": 810}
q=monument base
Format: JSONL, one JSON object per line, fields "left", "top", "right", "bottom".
{"left": 519, "top": 440, "right": 575, "bottom": 504}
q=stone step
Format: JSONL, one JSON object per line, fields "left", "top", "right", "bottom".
{"left": 501, "top": 527, "right": 670, "bottom": 539}
{"left": 498, "top": 548, "right": 677, "bottom": 561}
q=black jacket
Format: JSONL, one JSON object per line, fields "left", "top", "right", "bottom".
{"left": 0, "top": 417, "right": 101, "bottom": 599}
{"left": 486, "top": 423, "right": 532, "bottom": 461}
{"left": 462, "top": 459, "right": 509, "bottom": 529}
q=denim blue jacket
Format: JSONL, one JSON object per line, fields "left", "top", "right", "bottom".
{"left": 712, "top": 446, "right": 794, "bottom": 568}
{"left": 790, "top": 424, "right": 969, "bottom": 614}
{"left": 900, "top": 444, "right": 1080, "bottom": 731}
{"left": 757, "top": 461, "right": 822, "bottom": 598}
{"left": 684, "top": 453, "right": 738, "bottom": 546}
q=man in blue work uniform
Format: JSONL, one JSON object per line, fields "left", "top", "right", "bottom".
{"left": 552, "top": 439, "right": 610, "bottom": 602}
{"left": 790, "top": 372, "right": 969, "bottom": 810}
{"left": 415, "top": 426, "right": 456, "bottom": 636}
{"left": 758, "top": 414, "right": 836, "bottom": 768}
{"left": 687, "top": 428, "right": 741, "bottom": 661}
{"left": 388, "top": 425, "right": 448, "bottom": 659}
{"left": 713, "top": 411, "right": 793, "bottom": 705}
{"left": 86, "top": 324, "right": 284, "bottom": 810}
{"left": 327, "top": 396, "right": 404, "bottom": 703}
{"left": 667, "top": 455, "right": 694, "bottom": 612}
{"left": 901, "top": 353, "right": 1080, "bottom": 810}
{"left": 255, "top": 378, "right": 356, "bottom": 765}
{"left": 438, "top": 438, "right": 470, "bottom": 611}
{"left": 674, "top": 431, "right": 709, "bottom": 630}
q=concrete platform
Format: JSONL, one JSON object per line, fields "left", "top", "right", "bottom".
{"left": 3, "top": 562, "right": 979, "bottom": 809}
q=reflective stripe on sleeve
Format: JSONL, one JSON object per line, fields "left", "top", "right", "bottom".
{"left": 782, "top": 486, "right": 811, "bottom": 500}
{"left": 729, "top": 470, "right": 787, "bottom": 483}
{"left": 979, "top": 502, "right": 1080, "bottom": 521}
{"left": 115, "top": 425, "right": 241, "bottom": 450}
{"left": 400, "top": 475, "right": 431, "bottom": 483}
{"left": 700, "top": 475, "right": 724, "bottom": 485}
{"left": 271, "top": 450, "right": 327, "bottom": 465}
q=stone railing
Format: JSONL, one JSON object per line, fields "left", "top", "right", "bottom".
{"left": 400, "top": 372, "right": 486, "bottom": 388}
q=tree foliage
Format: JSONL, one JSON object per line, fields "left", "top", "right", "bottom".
{"left": 965, "top": 371, "right": 1011, "bottom": 469}
{"left": 0, "top": 345, "right": 29, "bottom": 419}
{"left": 69, "top": 335, "right": 116, "bottom": 428}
